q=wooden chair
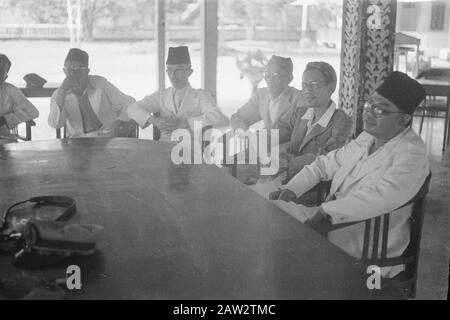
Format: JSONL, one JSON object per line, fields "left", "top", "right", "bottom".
{"left": 10, "top": 120, "right": 35, "bottom": 141}
{"left": 416, "top": 68, "right": 450, "bottom": 134}
{"left": 218, "top": 131, "right": 260, "bottom": 178}
{"left": 55, "top": 122, "right": 154, "bottom": 140}
{"left": 310, "top": 173, "right": 432, "bottom": 299}
{"left": 18, "top": 77, "right": 57, "bottom": 141}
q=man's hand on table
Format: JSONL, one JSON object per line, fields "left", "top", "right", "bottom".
{"left": 305, "top": 207, "right": 332, "bottom": 236}
{"left": 269, "top": 188, "right": 297, "bottom": 202}
{"left": 145, "top": 116, "right": 189, "bottom": 132}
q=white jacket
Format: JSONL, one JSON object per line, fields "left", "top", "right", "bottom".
{"left": 127, "top": 84, "right": 229, "bottom": 141}
{"left": 48, "top": 75, "right": 134, "bottom": 138}
{"left": 282, "top": 128, "right": 430, "bottom": 277}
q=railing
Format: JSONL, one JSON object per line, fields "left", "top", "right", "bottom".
{"left": 0, "top": 24, "right": 307, "bottom": 41}
{"left": 0, "top": 24, "right": 69, "bottom": 39}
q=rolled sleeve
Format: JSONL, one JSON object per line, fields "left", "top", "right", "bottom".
{"left": 127, "top": 92, "right": 160, "bottom": 128}
{"left": 230, "top": 92, "right": 261, "bottom": 130}
{"left": 282, "top": 140, "right": 355, "bottom": 197}
{"left": 101, "top": 79, "right": 135, "bottom": 121}
{"left": 3, "top": 86, "right": 39, "bottom": 128}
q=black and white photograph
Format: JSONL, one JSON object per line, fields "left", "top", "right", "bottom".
{"left": 0, "top": 0, "right": 449, "bottom": 305}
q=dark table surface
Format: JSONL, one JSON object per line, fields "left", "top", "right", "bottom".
{"left": 0, "top": 138, "right": 404, "bottom": 299}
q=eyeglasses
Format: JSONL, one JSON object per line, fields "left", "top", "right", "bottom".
{"left": 166, "top": 68, "right": 189, "bottom": 76}
{"left": 363, "top": 101, "right": 404, "bottom": 118}
{"left": 264, "top": 71, "right": 284, "bottom": 79}
{"left": 301, "top": 81, "right": 325, "bottom": 92}
{"left": 63, "top": 66, "right": 88, "bottom": 74}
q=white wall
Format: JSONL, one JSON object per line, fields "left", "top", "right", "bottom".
{"left": 397, "top": 1, "right": 450, "bottom": 57}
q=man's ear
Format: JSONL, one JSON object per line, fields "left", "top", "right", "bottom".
{"left": 187, "top": 68, "right": 193, "bottom": 77}
{"left": 399, "top": 114, "right": 412, "bottom": 127}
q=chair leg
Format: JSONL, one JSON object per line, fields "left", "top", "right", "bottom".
{"left": 419, "top": 103, "right": 426, "bottom": 135}
{"left": 419, "top": 114, "right": 425, "bottom": 135}
{"left": 407, "top": 281, "right": 417, "bottom": 299}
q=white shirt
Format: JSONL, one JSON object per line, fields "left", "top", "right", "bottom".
{"left": 301, "top": 102, "right": 336, "bottom": 136}
{"left": 268, "top": 87, "right": 290, "bottom": 125}
{"left": 278, "top": 128, "right": 430, "bottom": 278}
{"left": 173, "top": 86, "right": 188, "bottom": 113}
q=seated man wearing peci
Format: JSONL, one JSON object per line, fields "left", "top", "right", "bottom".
{"left": 230, "top": 55, "right": 304, "bottom": 133}
{"left": 271, "top": 72, "right": 429, "bottom": 278}
{"left": 0, "top": 54, "right": 39, "bottom": 145}
{"left": 48, "top": 48, "right": 136, "bottom": 138}
{"left": 229, "top": 55, "right": 305, "bottom": 184}
{"left": 127, "top": 46, "right": 229, "bottom": 142}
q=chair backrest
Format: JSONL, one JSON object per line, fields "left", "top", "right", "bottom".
{"left": 219, "top": 131, "right": 261, "bottom": 178}
{"left": 56, "top": 126, "right": 67, "bottom": 139}
{"left": 56, "top": 122, "right": 145, "bottom": 140}
{"left": 10, "top": 120, "right": 35, "bottom": 141}
{"left": 360, "top": 173, "right": 431, "bottom": 270}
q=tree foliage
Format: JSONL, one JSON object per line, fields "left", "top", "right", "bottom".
{"left": 3, "top": 0, "right": 66, "bottom": 23}
{"left": 0, "top": 0, "right": 342, "bottom": 43}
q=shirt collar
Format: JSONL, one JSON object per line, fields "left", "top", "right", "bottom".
{"left": 301, "top": 101, "right": 336, "bottom": 128}
{"left": 173, "top": 83, "right": 191, "bottom": 93}
{"left": 364, "top": 127, "right": 410, "bottom": 155}
{"left": 69, "top": 76, "right": 94, "bottom": 97}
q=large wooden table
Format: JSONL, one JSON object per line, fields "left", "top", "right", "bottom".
{"left": 417, "top": 79, "right": 450, "bottom": 150}
{"left": 0, "top": 138, "right": 404, "bottom": 299}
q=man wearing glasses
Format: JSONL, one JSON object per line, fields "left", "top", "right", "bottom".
{"left": 275, "top": 61, "right": 352, "bottom": 184}
{"left": 229, "top": 55, "right": 305, "bottom": 184}
{"left": 230, "top": 55, "right": 304, "bottom": 132}
{"left": 48, "top": 48, "right": 136, "bottom": 138}
{"left": 127, "top": 46, "right": 229, "bottom": 141}
{"left": 271, "top": 71, "right": 429, "bottom": 278}
{"left": 0, "top": 54, "right": 39, "bottom": 144}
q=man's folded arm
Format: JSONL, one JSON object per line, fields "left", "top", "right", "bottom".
{"left": 281, "top": 140, "right": 355, "bottom": 197}
{"left": 102, "top": 78, "right": 135, "bottom": 121}
{"left": 126, "top": 92, "right": 160, "bottom": 128}
{"left": 230, "top": 93, "right": 261, "bottom": 131}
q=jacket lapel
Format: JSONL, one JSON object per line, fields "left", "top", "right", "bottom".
{"left": 290, "top": 118, "right": 308, "bottom": 153}
{"left": 177, "top": 86, "right": 194, "bottom": 116}
{"left": 276, "top": 90, "right": 294, "bottom": 123}
{"left": 347, "top": 140, "right": 396, "bottom": 184}
{"left": 298, "top": 123, "right": 328, "bottom": 153}
{"left": 326, "top": 145, "right": 367, "bottom": 202}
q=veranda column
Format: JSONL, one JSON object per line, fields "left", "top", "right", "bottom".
{"left": 201, "top": 0, "right": 218, "bottom": 101}
{"left": 339, "top": 0, "right": 397, "bottom": 135}
{"left": 155, "top": 0, "right": 166, "bottom": 92}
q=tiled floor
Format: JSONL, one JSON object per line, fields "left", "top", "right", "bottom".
{"left": 411, "top": 116, "right": 450, "bottom": 300}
